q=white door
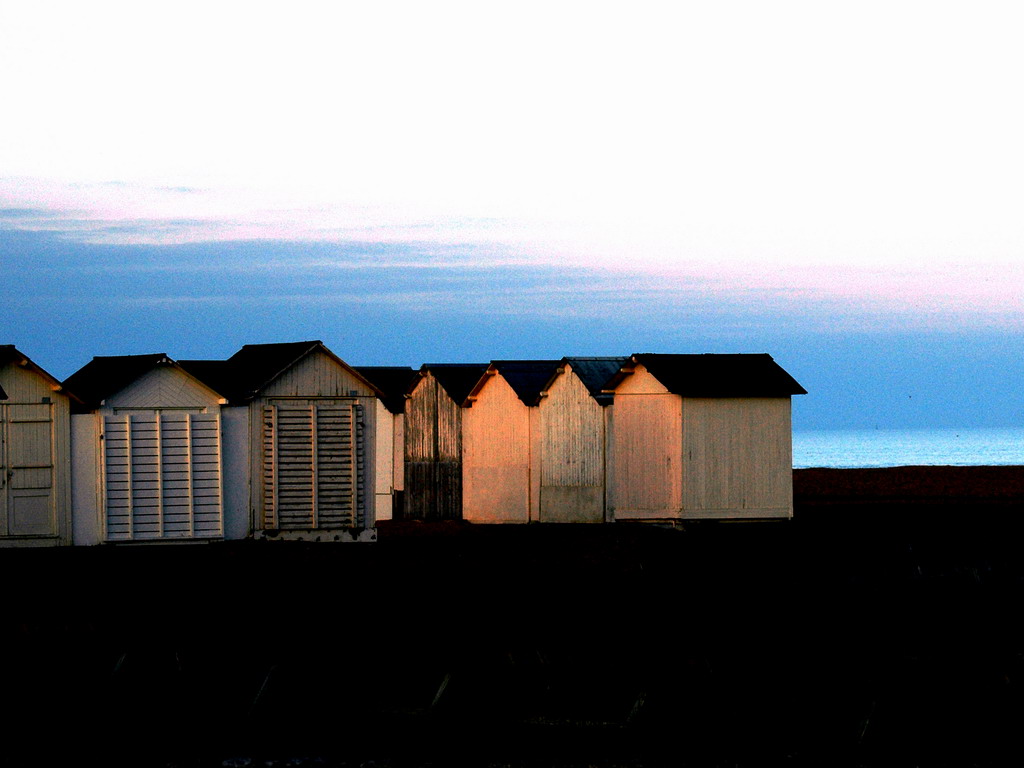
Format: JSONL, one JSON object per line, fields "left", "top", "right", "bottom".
{"left": 262, "top": 400, "right": 366, "bottom": 530}
{"left": 103, "top": 411, "right": 224, "bottom": 540}
{"left": 0, "top": 402, "right": 57, "bottom": 537}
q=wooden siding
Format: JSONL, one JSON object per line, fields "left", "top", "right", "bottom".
{"left": 103, "top": 412, "right": 223, "bottom": 540}
{"left": 404, "top": 373, "right": 463, "bottom": 520}
{"left": 258, "top": 349, "right": 377, "bottom": 398}
{"left": 539, "top": 366, "right": 606, "bottom": 523}
{"left": 372, "top": 399, "right": 395, "bottom": 521}
{"left": 462, "top": 373, "right": 531, "bottom": 523}
{"left": 104, "top": 365, "right": 221, "bottom": 410}
{"left": 0, "top": 362, "right": 71, "bottom": 545}
{"left": 681, "top": 397, "right": 793, "bottom": 519}
{"left": 608, "top": 366, "right": 683, "bottom": 519}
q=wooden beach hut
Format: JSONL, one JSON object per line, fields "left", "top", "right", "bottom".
{"left": 191, "top": 341, "right": 384, "bottom": 541}
{"left": 604, "top": 353, "right": 806, "bottom": 521}
{"left": 0, "top": 346, "right": 77, "bottom": 546}
{"left": 403, "top": 363, "right": 488, "bottom": 520}
{"left": 63, "top": 353, "right": 229, "bottom": 544}
{"left": 536, "top": 357, "right": 627, "bottom": 523}
{"left": 461, "top": 360, "right": 561, "bottom": 524}
{"left": 353, "top": 366, "right": 417, "bottom": 521}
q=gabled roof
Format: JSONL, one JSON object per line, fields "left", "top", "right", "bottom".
{"left": 353, "top": 366, "right": 417, "bottom": 414}
{"left": 561, "top": 356, "right": 630, "bottom": 405}
{"left": 606, "top": 353, "right": 806, "bottom": 397}
{"left": 0, "top": 345, "right": 82, "bottom": 406}
{"left": 467, "top": 360, "right": 563, "bottom": 407}
{"left": 63, "top": 353, "right": 172, "bottom": 409}
{"left": 415, "top": 363, "right": 490, "bottom": 405}
{"left": 63, "top": 353, "right": 228, "bottom": 411}
{"left": 182, "top": 341, "right": 384, "bottom": 403}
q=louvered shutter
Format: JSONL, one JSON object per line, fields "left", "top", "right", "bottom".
{"left": 103, "top": 412, "right": 224, "bottom": 540}
{"left": 262, "top": 400, "right": 365, "bottom": 530}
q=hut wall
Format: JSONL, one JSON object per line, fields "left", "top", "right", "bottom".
{"left": 681, "top": 397, "right": 794, "bottom": 519}
{"left": 462, "top": 373, "right": 531, "bottom": 523}
{"left": 105, "top": 366, "right": 222, "bottom": 409}
{"left": 250, "top": 350, "right": 378, "bottom": 537}
{"left": 372, "top": 399, "right": 395, "bottom": 521}
{"left": 404, "top": 373, "right": 462, "bottom": 520}
{"left": 608, "top": 366, "right": 683, "bottom": 520}
{"left": 0, "top": 362, "right": 72, "bottom": 546}
{"left": 71, "top": 413, "right": 101, "bottom": 545}
{"left": 221, "top": 405, "right": 251, "bottom": 540}
{"left": 538, "top": 366, "right": 606, "bottom": 523}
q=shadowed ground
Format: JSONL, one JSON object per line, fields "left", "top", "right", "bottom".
{"left": 4, "top": 466, "right": 1024, "bottom": 767}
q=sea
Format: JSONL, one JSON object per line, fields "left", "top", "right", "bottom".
{"left": 793, "top": 427, "right": 1024, "bottom": 469}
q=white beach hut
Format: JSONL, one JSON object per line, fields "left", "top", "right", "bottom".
{"left": 460, "top": 360, "right": 561, "bottom": 524}
{"left": 186, "top": 341, "right": 384, "bottom": 541}
{"left": 0, "top": 346, "right": 77, "bottom": 546}
{"left": 604, "top": 354, "right": 806, "bottom": 521}
{"left": 63, "top": 353, "right": 229, "bottom": 544}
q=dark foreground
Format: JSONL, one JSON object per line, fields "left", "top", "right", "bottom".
{"left": 5, "top": 466, "right": 1024, "bottom": 767}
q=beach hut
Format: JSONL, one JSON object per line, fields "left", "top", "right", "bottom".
{"left": 190, "top": 341, "right": 384, "bottom": 541}
{"left": 63, "top": 353, "right": 229, "bottom": 544}
{"left": 403, "top": 363, "right": 488, "bottom": 520}
{"left": 353, "top": 366, "right": 417, "bottom": 521}
{"left": 0, "top": 345, "right": 77, "bottom": 546}
{"left": 536, "top": 357, "right": 627, "bottom": 523}
{"left": 461, "top": 360, "right": 561, "bottom": 524}
{"left": 604, "top": 353, "right": 806, "bottom": 521}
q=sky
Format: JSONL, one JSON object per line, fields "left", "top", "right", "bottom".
{"left": 2, "top": 2, "right": 1023, "bottom": 430}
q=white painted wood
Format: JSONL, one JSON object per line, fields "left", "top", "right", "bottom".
{"left": 462, "top": 373, "right": 531, "bottom": 523}
{"left": 102, "top": 412, "right": 224, "bottom": 540}
{"left": 71, "top": 413, "right": 101, "bottom": 545}
{"left": 681, "top": 397, "right": 793, "bottom": 519}
{"left": 538, "top": 364, "right": 606, "bottom": 523}
{"left": 220, "top": 406, "right": 251, "bottom": 540}
{"left": 372, "top": 399, "right": 395, "bottom": 521}
{"left": 105, "top": 365, "right": 222, "bottom": 410}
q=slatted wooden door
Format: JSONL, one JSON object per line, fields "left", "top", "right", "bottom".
{"left": 0, "top": 401, "right": 57, "bottom": 537}
{"left": 103, "top": 411, "right": 224, "bottom": 540}
{"left": 262, "top": 400, "right": 366, "bottom": 530}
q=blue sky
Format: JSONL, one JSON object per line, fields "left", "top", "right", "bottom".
{"left": 2, "top": 3, "right": 1023, "bottom": 430}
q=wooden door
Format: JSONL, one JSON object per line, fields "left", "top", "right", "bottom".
{"left": 262, "top": 400, "right": 366, "bottom": 530}
{"left": 103, "top": 411, "right": 224, "bottom": 540}
{"left": 0, "top": 401, "right": 57, "bottom": 537}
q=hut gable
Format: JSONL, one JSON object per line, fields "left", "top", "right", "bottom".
{"left": 422, "top": 363, "right": 490, "bottom": 405}
{"left": 561, "top": 357, "right": 629, "bottom": 405}
{"left": 1, "top": 345, "right": 75, "bottom": 404}
{"left": 470, "top": 360, "right": 561, "bottom": 407}
{"left": 610, "top": 363, "right": 672, "bottom": 396}
{"left": 227, "top": 341, "right": 381, "bottom": 400}
{"left": 64, "top": 354, "right": 225, "bottom": 411}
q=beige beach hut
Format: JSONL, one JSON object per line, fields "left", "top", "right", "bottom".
{"left": 353, "top": 366, "right": 417, "bottom": 521}
{"left": 0, "top": 346, "right": 78, "bottom": 546}
{"left": 189, "top": 341, "right": 384, "bottom": 541}
{"left": 605, "top": 354, "right": 806, "bottom": 521}
{"left": 536, "top": 357, "right": 627, "bottom": 523}
{"left": 461, "top": 360, "right": 561, "bottom": 524}
{"left": 403, "top": 363, "right": 488, "bottom": 520}
{"left": 63, "top": 354, "right": 229, "bottom": 544}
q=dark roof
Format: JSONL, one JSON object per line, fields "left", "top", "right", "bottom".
{"left": 609, "top": 353, "right": 806, "bottom": 397}
{"left": 62, "top": 353, "right": 172, "bottom": 409}
{"left": 0, "top": 382, "right": 6, "bottom": 400}
{"left": 484, "top": 360, "right": 563, "bottom": 406}
{"left": 177, "top": 359, "right": 235, "bottom": 398}
{"left": 353, "top": 366, "right": 417, "bottom": 414}
{"left": 562, "top": 357, "right": 630, "bottom": 405}
{"left": 418, "top": 363, "right": 490, "bottom": 405}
